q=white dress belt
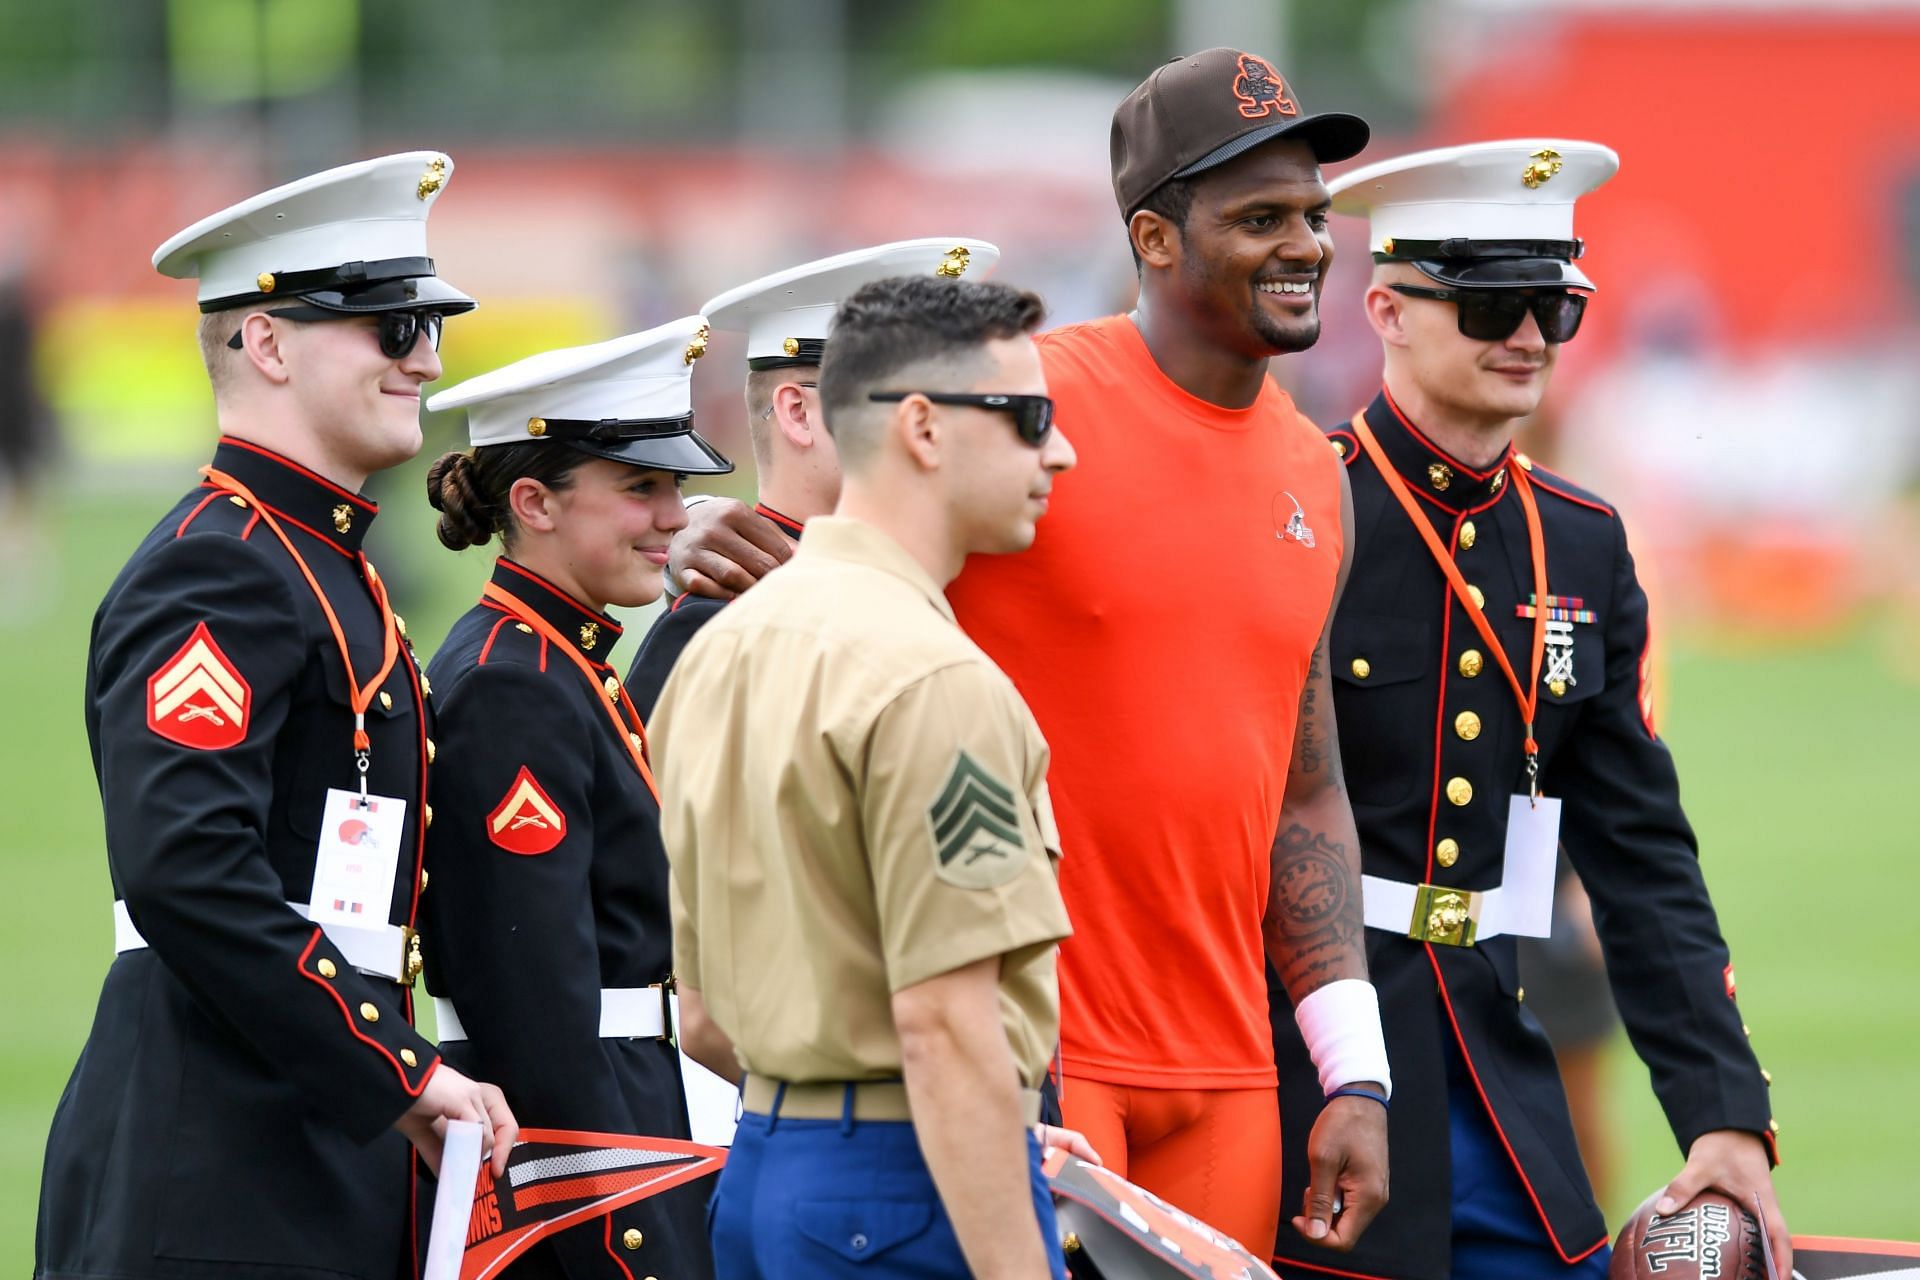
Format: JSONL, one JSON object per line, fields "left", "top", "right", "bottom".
{"left": 1362, "top": 874, "right": 1546, "bottom": 944}
{"left": 113, "top": 899, "right": 411, "bottom": 983}
{"left": 433, "top": 987, "right": 669, "bottom": 1042}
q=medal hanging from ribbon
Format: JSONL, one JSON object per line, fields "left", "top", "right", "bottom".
{"left": 479, "top": 580, "right": 661, "bottom": 802}
{"left": 1347, "top": 416, "right": 1551, "bottom": 799}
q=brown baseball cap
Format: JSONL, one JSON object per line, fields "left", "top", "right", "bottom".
{"left": 1111, "top": 48, "right": 1371, "bottom": 218}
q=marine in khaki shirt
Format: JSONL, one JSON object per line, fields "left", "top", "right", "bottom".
{"left": 653, "top": 514, "right": 1069, "bottom": 1088}
{"left": 652, "top": 273, "right": 1080, "bottom": 1280}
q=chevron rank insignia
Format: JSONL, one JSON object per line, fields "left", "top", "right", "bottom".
{"left": 926, "top": 749, "right": 1028, "bottom": 888}
{"left": 487, "top": 765, "right": 567, "bottom": 855}
{"left": 146, "top": 621, "right": 252, "bottom": 749}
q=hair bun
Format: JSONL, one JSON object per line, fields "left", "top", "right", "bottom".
{"left": 425, "top": 450, "right": 497, "bottom": 550}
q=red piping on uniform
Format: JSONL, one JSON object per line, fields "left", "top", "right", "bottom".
{"left": 602, "top": 1215, "right": 638, "bottom": 1280}
{"left": 477, "top": 615, "right": 511, "bottom": 667}
{"left": 1526, "top": 474, "right": 1615, "bottom": 518}
{"left": 538, "top": 635, "right": 549, "bottom": 673}
{"left": 1327, "top": 431, "right": 1359, "bottom": 466}
{"left": 295, "top": 928, "right": 430, "bottom": 1095}
{"left": 242, "top": 511, "right": 261, "bottom": 538}
{"left": 399, "top": 614, "right": 430, "bottom": 932}
{"left": 668, "top": 592, "right": 693, "bottom": 613}
{"left": 1427, "top": 945, "right": 1609, "bottom": 1265}
{"left": 175, "top": 491, "right": 221, "bottom": 537}
{"left": 1269, "top": 1253, "right": 1397, "bottom": 1280}
{"left": 219, "top": 436, "right": 378, "bottom": 510}
{"left": 250, "top": 504, "right": 357, "bottom": 558}
{"left": 1637, "top": 624, "right": 1658, "bottom": 740}
{"left": 1381, "top": 387, "right": 1507, "bottom": 482}
{"left": 497, "top": 559, "right": 621, "bottom": 633}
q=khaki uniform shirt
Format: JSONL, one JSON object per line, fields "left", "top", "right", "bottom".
{"left": 652, "top": 516, "right": 1070, "bottom": 1087}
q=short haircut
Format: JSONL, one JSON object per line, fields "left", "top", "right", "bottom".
{"left": 196, "top": 304, "right": 251, "bottom": 395}
{"left": 743, "top": 364, "right": 816, "bottom": 474}
{"left": 817, "top": 275, "right": 1045, "bottom": 465}
{"left": 1127, "top": 175, "right": 1197, "bottom": 269}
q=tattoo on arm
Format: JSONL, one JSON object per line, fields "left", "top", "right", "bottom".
{"left": 1267, "top": 823, "right": 1365, "bottom": 998}
{"left": 1292, "top": 643, "right": 1345, "bottom": 786}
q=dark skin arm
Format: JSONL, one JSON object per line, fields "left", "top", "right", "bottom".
{"left": 1263, "top": 463, "right": 1389, "bottom": 1249}
{"left": 668, "top": 497, "right": 790, "bottom": 599}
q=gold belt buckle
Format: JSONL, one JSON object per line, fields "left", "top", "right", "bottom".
{"left": 659, "top": 974, "right": 677, "bottom": 1046}
{"left": 401, "top": 926, "right": 423, "bottom": 985}
{"left": 1409, "top": 884, "right": 1480, "bottom": 947}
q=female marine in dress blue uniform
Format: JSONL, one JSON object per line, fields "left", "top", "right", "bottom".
{"left": 416, "top": 320, "right": 733, "bottom": 1280}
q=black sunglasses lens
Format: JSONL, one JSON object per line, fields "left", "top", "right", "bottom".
{"left": 1534, "top": 293, "right": 1586, "bottom": 344}
{"left": 1017, "top": 398, "right": 1053, "bottom": 447}
{"left": 1456, "top": 292, "right": 1530, "bottom": 342}
{"left": 376, "top": 310, "right": 442, "bottom": 358}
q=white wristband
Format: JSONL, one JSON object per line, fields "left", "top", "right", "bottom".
{"left": 1294, "top": 978, "right": 1392, "bottom": 1099}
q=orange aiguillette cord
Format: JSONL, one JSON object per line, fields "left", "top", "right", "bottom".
{"left": 203, "top": 466, "right": 401, "bottom": 797}
{"left": 478, "top": 581, "right": 661, "bottom": 803}
{"left": 1348, "top": 415, "right": 1551, "bottom": 796}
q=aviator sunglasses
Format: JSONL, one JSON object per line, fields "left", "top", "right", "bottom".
{"left": 1390, "top": 285, "right": 1588, "bottom": 345}
{"left": 227, "top": 307, "right": 446, "bottom": 360}
{"left": 867, "top": 391, "right": 1055, "bottom": 447}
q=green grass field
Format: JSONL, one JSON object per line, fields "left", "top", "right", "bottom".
{"left": 3, "top": 479, "right": 1917, "bottom": 1269}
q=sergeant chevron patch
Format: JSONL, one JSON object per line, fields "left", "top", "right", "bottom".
{"left": 146, "top": 621, "right": 251, "bottom": 749}
{"left": 487, "top": 766, "right": 566, "bottom": 855}
{"left": 926, "top": 749, "right": 1028, "bottom": 888}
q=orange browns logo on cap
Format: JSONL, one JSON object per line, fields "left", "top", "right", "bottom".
{"left": 147, "top": 621, "right": 251, "bottom": 750}
{"left": 487, "top": 765, "right": 567, "bottom": 855}
{"left": 1232, "top": 52, "right": 1297, "bottom": 120}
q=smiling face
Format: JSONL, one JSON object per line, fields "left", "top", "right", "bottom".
{"left": 514, "top": 457, "right": 690, "bottom": 610}
{"left": 1370, "top": 263, "right": 1562, "bottom": 425}
{"left": 1156, "top": 139, "right": 1334, "bottom": 359}
{"left": 281, "top": 312, "right": 442, "bottom": 477}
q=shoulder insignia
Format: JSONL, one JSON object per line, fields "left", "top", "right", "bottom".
{"left": 487, "top": 765, "right": 567, "bottom": 855}
{"left": 147, "top": 621, "right": 252, "bottom": 749}
{"left": 926, "top": 749, "right": 1028, "bottom": 888}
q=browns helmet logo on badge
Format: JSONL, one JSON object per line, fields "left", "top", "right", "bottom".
{"left": 146, "top": 621, "right": 251, "bottom": 749}
{"left": 1232, "top": 52, "right": 1297, "bottom": 119}
{"left": 486, "top": 765, "right": 567, "bottom": 855}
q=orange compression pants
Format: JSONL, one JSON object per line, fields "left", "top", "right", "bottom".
{"left": 1059, "top": 1076, "right": 1283, "bottom": 1260}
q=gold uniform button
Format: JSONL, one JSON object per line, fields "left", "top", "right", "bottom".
{"left": 1467, "top": 584, "right": 1485, "bottom": 609}
{"left": 622, "top": 1228, "right": 643, "bottom": 1250}
{"left": 515, "top": 623, "right": 534, "bottom": 634}
{"left": 604, "top": 675, "right": 621, "bottom": 697}
{"left": 629, "top": 732, "right": 643, "bottom": 751}
{"left": 426, "top": 738, "right": 437, "bottom": 764}
{"left": 395, "top": 614, "right": 408, "bottom": 639}
{"left": 420, "top": 676, "right": 432, "bottom": 698}
{"left": 401, "top": 1048, "right": 418, "bottom": 1068}
{"left": 1742, "top": 1023, "right": 1753, "bottom": 1037}
{"left": 1446, "top": 776, "right": 1473, "bottom": 806}
{"left": 1768, "top": 1118, "right": 1780, "bottom": 1136}
{"left": 379, "top": 691, "right": 393, "bottom": 711}
{"left": 1760, "top": 1068, "right": 1773, "bottom": 1086}
{"left": 1454, "top": 711, "right": 1482, "bottom": 741}
{"left": 424, "top": 805, "right": 434, "bottom": 829}
{"left": 1549, "top": 679, "right": 1568, "bottom": 697}
{"left": 317, "top": 958, "right": 337, "bottom": 979}
{"left": 359, "top": 1002, "right": 380, "bottom": 1023}
{"left": 1458, "top": 649, "right": 1485, "bottom": 678}
{"left": 228, "top": 495, "right": 248, "bottom": 507}
{"left": 1459, "top": 520, "right": 1477, "bottom": 549}
{"left": 1331, "top": 438, "right": 1349, "bottom": 458}
{"left": 1516, "top": 452, "right": 1535, "bottom": 472}
{"left": 1517, "top": 987, "right": 1526, "bottom": 1003}
{"left": 1350, "top": 658, "right": 1372, "bottom": 679}
{"left": 1436, "top": 838, "right": 1460, "bottom": 867}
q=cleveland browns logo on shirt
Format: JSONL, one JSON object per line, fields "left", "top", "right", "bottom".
{"left": 487, "top": 766, "right": 567, "bottom": 855}
{"left": 146, "top": 621, "right": 251, "bottom": 750}
{"left": 1232, "top": 52, "right": 1297, "bottom": 119}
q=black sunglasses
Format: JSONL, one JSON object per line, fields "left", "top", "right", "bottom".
{"left": 227, "top": 307, "right": 445, "bottom": 360}
{"left": 1390, "top": 285, "right": 1588, "bottom": 345}
{"left": 867, "top": 391, "right": 1055, "bottom": 447}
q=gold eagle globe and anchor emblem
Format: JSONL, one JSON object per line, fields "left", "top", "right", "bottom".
{"left": 683, "top": 322, "right": 710, "bottom": 365}
{"left": 417, "top": 155, "right": 448, "bottom": 200}
{"left": 935, "top": 246, "right": 971, "bottom": 278}
{"left": 1521, "top": 148, "right": 1564, "bottom": 189}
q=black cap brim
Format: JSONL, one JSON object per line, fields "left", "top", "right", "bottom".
{"left": 1174, "top": 112, "right": 1371, "bottom": 181}
{"left": 1408, "top": 257, "right": 1595, "bottom": 290}
{"left": 301, "top": 275, "right": 478, "bottom": 316}
{"left": 569, "top": 429, "right": 735, "bottom": 477}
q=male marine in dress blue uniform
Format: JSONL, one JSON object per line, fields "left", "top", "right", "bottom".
{"left": 1267, "top": 140, "right": 1787, "bottom": 1280}
{"left": 37, "top": 153, "right": 514, "bottom": 1280}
